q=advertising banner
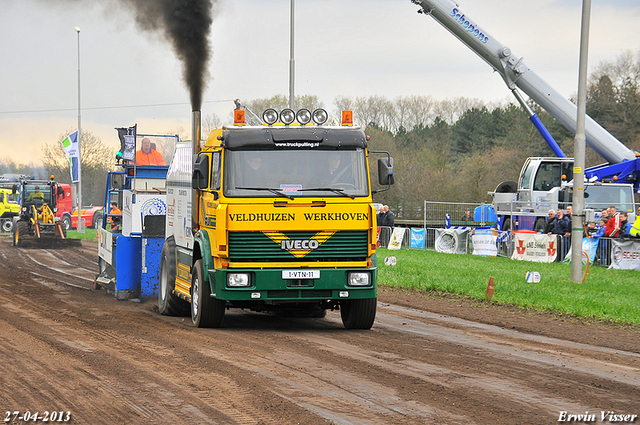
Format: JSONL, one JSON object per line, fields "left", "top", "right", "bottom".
{"left": 472, "top": 228, "right": 498, "bottom": 257}
{"left": 388, "top": 228, "right": 406, "bottom": 250}
{"left": 610, "top": 240, "right": 640, "bottom": 271}
{"left": 511, "top": 232, "right": 558, "bottom": 263}
{"left": 410, "top": 228, "right": 425, "bottom": 249}
{"left": 563, "top": 237, "right": 599, "bottom": 264}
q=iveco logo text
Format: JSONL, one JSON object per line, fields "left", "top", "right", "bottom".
{"left": 450, "top": 8, "right": 489, "bottom": 44}
{"left": 281, "top": 239, "right": 320, "bottom": 250}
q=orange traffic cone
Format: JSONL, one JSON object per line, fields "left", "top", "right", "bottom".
{"left": 485, "top": 277, "right": 494, "bottom": 301}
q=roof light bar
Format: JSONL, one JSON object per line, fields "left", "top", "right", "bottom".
{"left": 280, "top": 109, "right": 296, "bottom": 125}
{"left": 312, "top": 108, "right": 328, "bottom": 125}
{"left": 296, "top": 109, "right": 311, "bottom": 125}
{"left": 263, "top": 108, "right": 278, "bottom": 125}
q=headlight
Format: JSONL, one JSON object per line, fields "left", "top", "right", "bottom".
{"left": 296, "top": 109, "right": 311, "bottom": 125}
{"left": 280, "top": 109, "right": 296, "bottom": 125}
{"left": 312, "top": 108, "right": 328, "bottom": 125}
{"left": 263, "top": 108, "right": 278, "bottom": 125}
{"left": 227, "top": 273, "right": 251, "bottom": 287}
{"left": 347, "top": 272, "right": 371, "bottom": 287}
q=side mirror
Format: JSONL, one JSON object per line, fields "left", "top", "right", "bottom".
{"left": 378, "top": 157, "right": 395, "bottom": 186}
{"left": 57, "top": 186, "right": 65, "bottom": 198}
{"left": 192, "top": 153, "right": 209, "bottom": 189}
{"left": 12, "top": 184, "right": 17, "bottom": 195}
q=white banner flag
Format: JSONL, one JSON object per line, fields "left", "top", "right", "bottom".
{"left": 61, "top": 130, "right": 80, "bottom": 182}
{"left": 388, "top": 227, "right": 406, "bottom": 250}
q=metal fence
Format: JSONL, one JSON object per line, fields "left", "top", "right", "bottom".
{"left": 378, "top": 225, "right": 617, "bottom": 268}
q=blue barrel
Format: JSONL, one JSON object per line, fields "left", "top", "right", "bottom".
{"left": 115, "top": 234, "right": 142, "bottom": 300}
{"left": 474, "top": 205, "right": 497, "bottom": 222}
{"left": 141, "top": 237, "right": 163, "bottom": 299}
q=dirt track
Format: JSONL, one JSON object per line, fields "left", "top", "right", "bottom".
{"left": 1, "top": 236, "right": 639, "bottom": 424}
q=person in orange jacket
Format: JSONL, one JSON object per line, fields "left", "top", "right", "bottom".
{"left": 109, "top": 201, "right": 122, "bottom": 231}
{"left": 136, "top": 138, "right": 166, "bottom": 165}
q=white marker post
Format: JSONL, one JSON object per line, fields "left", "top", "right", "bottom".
{"left": 526, "top": 271, "right": 541, "bottom": 295}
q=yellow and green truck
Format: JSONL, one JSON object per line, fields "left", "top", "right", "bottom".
{"left": 158, "top": 109, "right": 394, "bottom": 329}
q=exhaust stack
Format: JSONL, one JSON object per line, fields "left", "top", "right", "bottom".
{"left": 191, "top": 110, "right": 201, "bottom": 235}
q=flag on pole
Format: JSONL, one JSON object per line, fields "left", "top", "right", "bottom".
{"left": 61, "top": 130, "right": 80, "bottom": 182}
{"left": 116, "top": 124, "right": 137, "bottom": 162}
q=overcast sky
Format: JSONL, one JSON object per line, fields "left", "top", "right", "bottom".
{"left": 1, "top": 0, "right": 639, "bottom": 165}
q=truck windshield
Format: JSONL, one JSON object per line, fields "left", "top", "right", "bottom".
{"left": 223, "top": 149, "right": 369, "bottom": 198}
{"left": 584, "top": 185, "right": 635, "bottom": 212}
{"left": 23, "top": 183, "right": 51, "bottom": 206}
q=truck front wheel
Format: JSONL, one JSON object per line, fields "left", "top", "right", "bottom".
{"left": 61, "top": 214, "right": 72, "bottom": 231}
{"left": 191, "top": 259, "right": 225, "bottom": 328}
{"left": 158, "top": 237, "right": 189, "bottom": 316}
{"left": 340, "top": 298, "right": 377, "bottom": 329}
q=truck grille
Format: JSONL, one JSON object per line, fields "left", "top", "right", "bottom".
{"left": 228, "top": 230, "right": 368, "bottom": 262}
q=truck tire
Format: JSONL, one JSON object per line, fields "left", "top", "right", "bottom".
{"left": 340, "top": 298, "right": 377, "bottom": 329}
{"left": 92, "top": 212, "right": 103, "bottom": 229}
{"left": 13, "top": 221, "right": 28, "bottom": 247}
{"left": 501, "top": 216, "right": 513, "bottom": 231}
{"left": 191, "top": 259, "right": 225, "bottom": 328}
{"left": 2, "top": 219, "right": 12, "bottom": 233}
{"left": 61, "top": 214, "right": 72, "bottom": 231}
{"left": 158, "top": 237, "right": 189, "bottom": 316}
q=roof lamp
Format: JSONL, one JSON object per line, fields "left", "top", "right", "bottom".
{"left": 280, "top": 109, "right": 296, "bottom": 125}
{"left": 312, "top": 108, "right": 328, "bottom": 125}
{"left": 296, "top": 109, "right": 311, "bottom": 125}
{"left": 263, "top": 108, "right": 278, "bottom": 125}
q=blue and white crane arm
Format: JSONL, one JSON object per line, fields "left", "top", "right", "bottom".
{"left": 411, "top": 0, "right": 636, "bottom": 165}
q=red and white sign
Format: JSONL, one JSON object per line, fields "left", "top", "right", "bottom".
{"left": 511, "top": 232, "right": 558, "bottom": 263}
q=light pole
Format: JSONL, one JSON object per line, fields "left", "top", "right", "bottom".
{"left": 571, "top": 0, "right": 590, "bottom": 282}
{"left": 75, "top": 26, "right": 83, "bottom": 232}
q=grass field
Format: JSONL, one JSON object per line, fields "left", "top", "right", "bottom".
{"left": 377, "top": 247, "right": 640, "bottom": 326}
{"left": 67, "top": 229, "right": 98, "bottom": 241}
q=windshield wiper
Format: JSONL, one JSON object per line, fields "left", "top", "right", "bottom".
{"left": 299, "top": 187, "right": 355, "bottom": 199}
{"left": 236, "top": 187, "right": 295, "bottom": 200}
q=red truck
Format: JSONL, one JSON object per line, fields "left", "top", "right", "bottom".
{"left": 54, "top": 183, "right": 104, "bottom": 230}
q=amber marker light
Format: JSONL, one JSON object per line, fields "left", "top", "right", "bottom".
{"left": 234, "top": 110, "right": 246, "bottom": 126}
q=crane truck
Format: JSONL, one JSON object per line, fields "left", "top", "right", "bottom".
{"left": 411, "top": 0, "right": 639, "bottom": 230}
{"left": 159, "top": 109, "right": 394, "bottom": 329}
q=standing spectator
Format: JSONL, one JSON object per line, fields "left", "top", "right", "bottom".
{"left": 549, "top": 209, "right": 569, "bottom": 236}
{"left": 619, "top": 212, "right": 631, "bottom": 238}
{"left": 544, "top": 210, "right": 556, "bottom": 234}
{"left": 460, "top": 208, "right": 472, "bottom": 223}
{"left": 601, "top": 208, "right": 610, "bottom": 223}
{"left": 563, "top": 205, "right": 572, "bottom": 237}
{"left": 381, "top": 205, "right": 395, "bottom": 228}
{"left": 604, "top": 206, "right": 620, "bottom": 237}
{"left": 592, "top": 219, "right": 607, "bottom": 238}
{"left": 629, "top": 212, "right": 640, "bottom": 237}
{"left": 376, "top": 205, "right": 384, "bottom": 227}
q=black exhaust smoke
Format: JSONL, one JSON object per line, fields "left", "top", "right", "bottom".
{"left": 119, "top": 0, "right": 215, "bottom": 111}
